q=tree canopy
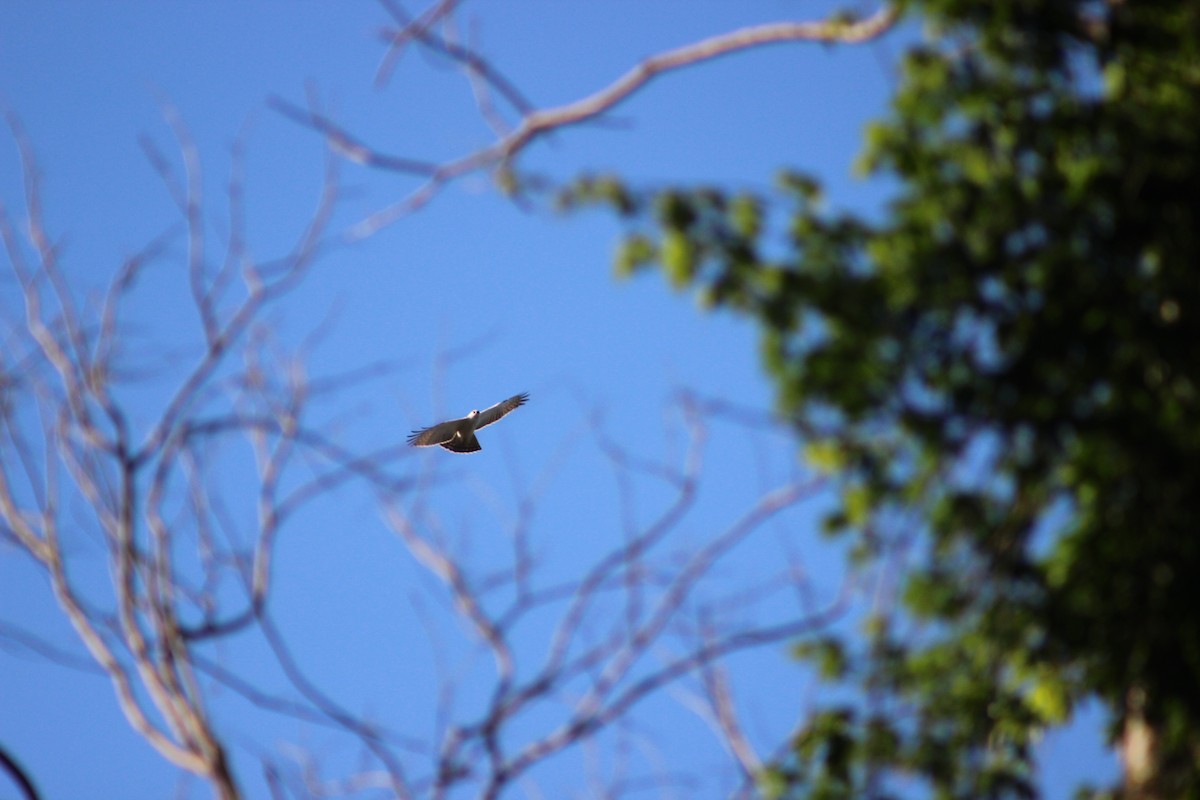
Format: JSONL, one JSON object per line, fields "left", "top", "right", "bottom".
{"left": 568, "top": 1, "right": 1200, "bottom": 796}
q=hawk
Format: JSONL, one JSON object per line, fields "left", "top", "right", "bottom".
{"left": 406, "top": 393, "right": 529, "bottom": 453}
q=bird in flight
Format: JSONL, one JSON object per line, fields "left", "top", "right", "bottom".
{"left": 407, "top": 393, "right": 529, "bottom": 453}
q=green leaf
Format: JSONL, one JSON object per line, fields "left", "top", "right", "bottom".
{"left": 1027, "top": 673, "right": 1070, "bottom": 724}
{"left": 803, "top": 439, "right": 845, "bottom": 473}
{"left": 661, "top": 230, "right": 696, "bottom": 288}
{"left": 614, "top": 234, "right": 657, "bottom": 278}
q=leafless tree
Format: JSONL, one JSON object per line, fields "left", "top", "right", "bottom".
{"left": 1, "top": 4, "right": 902, "bottom": 798}
{"left": 1, "top": 106, "right": 383, "bottom": 799}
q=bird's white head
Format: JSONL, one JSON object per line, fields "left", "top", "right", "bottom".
{"left": 468, "top": 410, "right": 480, "bottom": 418}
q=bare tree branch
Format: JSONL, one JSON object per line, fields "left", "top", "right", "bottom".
{"left": 0, "top": 743, "right": 40, "bottom": 800}
{"left": 274, "top": 3, "right": 901, "bottom": 237}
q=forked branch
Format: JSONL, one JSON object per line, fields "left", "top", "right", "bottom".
{"left": 274, "top": 2, "right": 901, "bottom": 236}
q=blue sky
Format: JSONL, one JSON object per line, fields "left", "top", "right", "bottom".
{"left": 1, "top": 3, "right": 1115, "bottom": 799}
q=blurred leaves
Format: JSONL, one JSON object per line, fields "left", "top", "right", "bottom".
{"left": 569, "top": 0, "right": 1200, "bottom": 796}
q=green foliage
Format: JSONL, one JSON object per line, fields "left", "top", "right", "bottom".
{"left": 575, "top": 0, "right": 1200, "bottom": 796}
{"left": 793, "top": 638, "right": 850, "bottom": 680}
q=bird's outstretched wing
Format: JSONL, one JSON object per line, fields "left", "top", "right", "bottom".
{"left": 474, "top": 392, "right": 529, "bottom": 430}
{"left": 407, "top": 418, "right": 466, "bottom": 447}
